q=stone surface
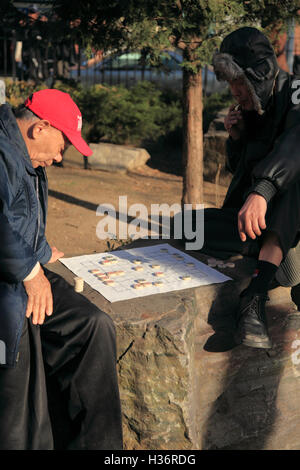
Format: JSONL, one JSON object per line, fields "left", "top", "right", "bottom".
{"left": 88, "top": 143, "right": 150, "bottom": 172}
{"left": 47, "top": 239, "right": 300, "bottom": 450}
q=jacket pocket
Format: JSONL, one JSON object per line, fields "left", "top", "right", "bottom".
{"left": 12, "top": 180, "right": 38, "bottom": 246}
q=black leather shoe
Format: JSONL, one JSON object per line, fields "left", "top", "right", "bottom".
{"left": 234, "top": 289, "right": 272, "bottom": 349}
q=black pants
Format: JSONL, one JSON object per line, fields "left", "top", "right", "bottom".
{"left": 0, "top": 269, "right": 123, "bottom": 450}
{"left": 198, "top": 182, "right": 300, "bottom": 261}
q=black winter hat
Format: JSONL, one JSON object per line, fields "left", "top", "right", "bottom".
{"left": 213, "top": 27, "right": 279, "bottom": 114}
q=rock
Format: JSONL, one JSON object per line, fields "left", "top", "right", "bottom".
{"left": 203, "top": 108, "right": 232, "bottom": 187}
{"left": 48, "top": 239, "right": 300, "bottom": 450}
{"left": 88, "top": 143, "right": 150, "bottom": 172}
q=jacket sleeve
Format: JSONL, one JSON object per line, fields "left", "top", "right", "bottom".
{"left": 225, "top": 136, "right": 244, "bottom": 174}
{"left": 248, "top": 104, "right": 300, "bottom": 202}
{"left": 35, "top": 236, "right": 52, "bottom": 265}
{"left": 0, "top": 210, "right": 39, "bottom": 283}
{"left": 0, "top": 160, "right": 39, "bottom": 283}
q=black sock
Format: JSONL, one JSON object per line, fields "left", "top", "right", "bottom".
{"left": 246, "top": 260, "right": 278, "bottom": 294}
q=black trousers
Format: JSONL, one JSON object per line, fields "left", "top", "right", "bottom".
{"left": 198, "top": 181, "right": 300, "bottom": 261}
{"left": 0, "top": 269, "right": 123, "bottom": 450}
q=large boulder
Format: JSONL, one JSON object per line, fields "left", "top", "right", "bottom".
{"left": 48, "top": 240, "right": 300, "bottom": 450}
{"left": 88, "top": 143, "right": 150, "bottom": 172}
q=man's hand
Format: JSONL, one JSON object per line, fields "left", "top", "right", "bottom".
{"left": 224, "top": 104, "right": 244, "bottom": 141}
{"left": 23, "top": 267, "right": 53, "bottom": 325}
{"left": 238, "top": 193, "right": 267, "bottom": 242}
{"left": 48, "top": 246, "right": 64, "bottom": 263}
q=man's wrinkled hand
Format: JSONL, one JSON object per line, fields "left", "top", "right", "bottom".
{"left": 48, "top": 246, "right": 64, "bottom": 263}
{"left": 23, "top": 267, "right": 53, "bottom": 325}
{"left": 238, "top": 193, "right": 267, "bottom": 242}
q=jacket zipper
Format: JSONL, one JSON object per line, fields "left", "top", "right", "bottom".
{"left": 34, "top": 177, "right": 40, "bottom": 252}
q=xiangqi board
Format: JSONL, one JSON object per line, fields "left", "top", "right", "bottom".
{"left": 60, "top": 243, "right": 232, "bottom": 302}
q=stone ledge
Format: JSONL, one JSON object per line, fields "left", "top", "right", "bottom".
{"left": 47, "top": 239, "right": 300, "bottom": 450}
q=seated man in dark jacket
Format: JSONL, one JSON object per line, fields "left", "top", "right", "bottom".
{"left": 0, "top": 89, "right": 123, "bottom": 449}
{"left": 199, "top": 27, "right": 300, "bottom": 349}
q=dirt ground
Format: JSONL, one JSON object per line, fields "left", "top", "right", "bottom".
{"left": 45, "top": 147, "right": 228, "bottom": 257}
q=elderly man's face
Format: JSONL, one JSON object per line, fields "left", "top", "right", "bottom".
{"left": 228, "top": 78, "right": 254, "bottom": 111}
{"left": 30, "top": 125, "right": 70, "bottom": 168}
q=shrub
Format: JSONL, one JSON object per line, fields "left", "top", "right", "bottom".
{"left": 4, "top": 79, "right": 230, "bottom": 147}
{"left": 4, "top": 79, "right": 47, "bottom": 107}
{"left": 73, "top": 81, "right": 182, "bottom": 146}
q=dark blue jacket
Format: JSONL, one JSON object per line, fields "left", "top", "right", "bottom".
{"left": 0, "top": 104, "right": 52, "bottom": 367}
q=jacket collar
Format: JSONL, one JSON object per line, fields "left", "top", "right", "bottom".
{"left": 0, "top": 103, "right": 37, "bottom": 176}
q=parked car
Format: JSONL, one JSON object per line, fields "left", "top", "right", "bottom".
{"left": 70, "top": 50, "right": 227, "bottom": 95}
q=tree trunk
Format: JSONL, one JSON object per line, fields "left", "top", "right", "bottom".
{"left": 182, "top": 66, "right": 203, "bottom": 207}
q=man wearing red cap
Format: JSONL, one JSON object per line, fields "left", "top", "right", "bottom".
{"left": 0, "top": 89, "right": 123, "bottom": 449}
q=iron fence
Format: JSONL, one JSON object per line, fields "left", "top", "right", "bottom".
{"left": 0, "top": 35, "right": 225, "bottom": 95}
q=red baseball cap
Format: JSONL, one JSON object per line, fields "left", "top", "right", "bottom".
{"left": 24, "top": 89, "right": 93, "bottom": 156}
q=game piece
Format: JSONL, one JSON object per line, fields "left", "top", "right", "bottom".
{"left": 153, "top": 281, "right": 163, "bottom": 287}
{"left": 153, "top": 272, "right": 164, "bottom": 277}
{"left": 132, "top": 259, "right": 142, "bottom": 264}
{"left": 103, "top": 280, "right": 115, "bottom": 286}
{"left": 160, "top": 248, "right": 168, "bottom": 252}
{"left": 208, "top": 258, "right": 217, "bottom": 267}
{"left": 228, "top": 254, "right": 243, "bottom": 261}
{"left": 100, "top": 259, "right": 118, "bottom": 265}
{"left": 74, "top": 277, "right": 84, "bottom": 292}
{"left": 107, "top": 271, "right": 119, "bottom": 277}
{"left": 136, "top": 279, "right": 147, "bottom": 283}
{"left": 150, "top": 264, "right": 160, "bottom": 269}
{"left": 133, "top": 265, "right": 144, "bottom": 271}
{"left": 186, "top": 263, "right": 195, "bottom": 267}
{"left": 133, "top": 283, "right": 144, "bottom": 289}
{"left": 90, "top": 269, "right": 101, "bottom": 274}
{"left": 97, "top": 275, "right": 110, "bottom": 281}
{"left": 181, "top": 275, "right": 191, "bottom": 281}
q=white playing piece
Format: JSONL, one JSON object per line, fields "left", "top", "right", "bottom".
{"left": 60, "top": 243, "right": 232, "bottom": 303}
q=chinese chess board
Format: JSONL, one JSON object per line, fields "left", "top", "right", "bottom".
{"left": 60, "top": 243, "right": 232, "bottom": 303}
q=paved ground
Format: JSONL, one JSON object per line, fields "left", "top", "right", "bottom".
{"left": 46, "top": 147, "right": 228, "bottom": 257}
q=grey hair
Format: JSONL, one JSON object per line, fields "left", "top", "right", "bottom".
{"left": 212, "top": 52, "right": 263, "bottom": 115}
{"left": 13, "top": 104, "right": 40, "bottom": 121}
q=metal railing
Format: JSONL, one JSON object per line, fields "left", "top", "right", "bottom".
{"left": 0, "top": 35, "right": 225, "bottom": 95}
